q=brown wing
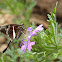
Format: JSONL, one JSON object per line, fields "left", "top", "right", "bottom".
{"left": 16, "top": 27, "right": 24, "bottom": 40}
{"left": 7, "top": 26, "right": 13, "bottom": 40}
{"left": 15, "top": 24, "right": 25, "bottom": 40}
{"left": 0, "top": 23, "right": 24, "bottom": 41}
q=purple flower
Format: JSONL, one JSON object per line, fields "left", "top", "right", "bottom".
{"left": 20, "top": 42, "right": 23, "bottom": 47}
{"left": 27, "top": 36, "right": 31, "bottom": 42}
{"left": 20, "top": 24, "right": 43, "bottom": 53}
{"left": 32, "top": 24, "right": 43, "bottom": 33}
{"left": 20, "top": 39, "right": 25, "bottom": 47}
{"left": 21, "top": 40, "right": 35, "bottom": 53}
{"left": 28, "top": 24, "right": 43, "bottom": 38}
{"left": 35, "top": 24, "right": 43, "bottom": 31}
{"left": 27, "top": 26, "right": 32, "bottom": 32}
{"left": 21, "top": 41, "right": 27, "bottom": 53}
{"left": 27, "top": 41, "right": 35, "bottom": 51}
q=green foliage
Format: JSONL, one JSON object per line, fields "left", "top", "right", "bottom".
{"left": 4, "top": 0, "right": 36, "bottom": 17}
{"left": 31, "top": 1, "right": 62, "bottom": 62}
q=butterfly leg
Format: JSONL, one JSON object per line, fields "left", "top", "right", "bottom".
{"left": 3, "top": 40, "right": 12, "bottom": 53}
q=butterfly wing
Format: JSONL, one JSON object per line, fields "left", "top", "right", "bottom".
{"left": 6, "top": 23, "right": 25, "bottom": 41}
{"left": 7, "top": 26, "right": 13, "bottom": 41}
{"left": 15, "top": 24, "right": 25, "bottom": 40}
{"left": 16, "top": 26, "right": 24, "bottom": 40}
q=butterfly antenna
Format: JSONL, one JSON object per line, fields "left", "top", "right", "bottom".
{"left": 3, "top": 40, "right": 12, "bottom": 53}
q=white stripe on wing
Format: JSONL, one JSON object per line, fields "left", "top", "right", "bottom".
{"left": 13, "top": 26, "right": 16, "bottom": 39}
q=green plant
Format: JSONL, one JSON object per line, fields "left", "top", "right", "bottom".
{"left": 31, "top": 1, "right": 62, "bottom": 62}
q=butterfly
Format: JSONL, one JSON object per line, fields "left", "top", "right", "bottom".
{"left": 0, "top": 23, "right": 25, "bottom": 53}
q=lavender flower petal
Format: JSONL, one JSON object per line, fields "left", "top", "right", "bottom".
{"left": 20, "top": 42, "right": 23, "bottom": 47}
{"left": 21, "top": 41, "right": 27, "bottom": 53}
{"left": 27, "top": 36, "right": 31, "bottom": 42}
{"left": 35, "top": 24, "right": 43, "bottom": 32}
{"left": 27, "top": 41, "right": 35, "bottom": 51}
{"left": 31, "top": 24, "right": 43, "bottom": 36}
{"left": 27, "top": 26, "right": 32, "bottom": 32}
